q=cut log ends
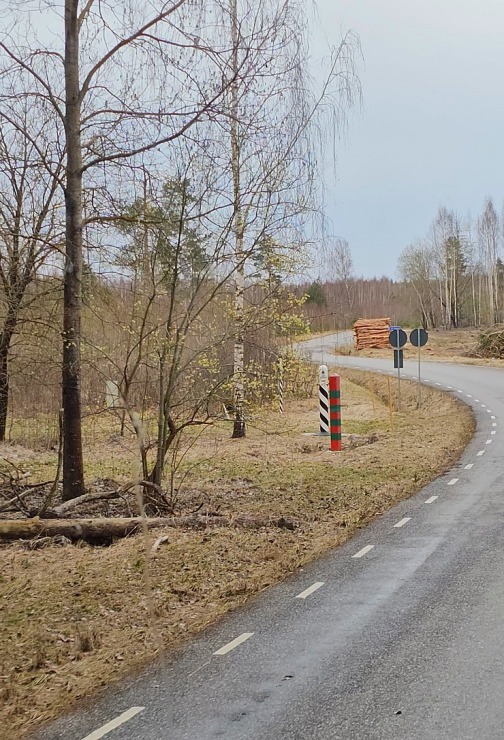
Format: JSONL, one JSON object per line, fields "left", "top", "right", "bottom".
{"left": 353, "top": 317, "right": 391, "bottom": 350}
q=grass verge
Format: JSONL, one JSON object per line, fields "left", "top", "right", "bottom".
{"left": 0, "top": 369, "right": 474, "bottom": 738}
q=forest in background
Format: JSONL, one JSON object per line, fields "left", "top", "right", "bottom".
{"left": 302, "top": 199, "right": 504, "bottom": 333}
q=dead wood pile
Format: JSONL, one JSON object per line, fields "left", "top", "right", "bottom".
{"left": 473, "top": 326, "right": 504, "bottom": 358}
{"left": 353, "top": 318, "right": 391, "bottom": 350}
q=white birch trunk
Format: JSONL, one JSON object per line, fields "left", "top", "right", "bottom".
{"left": 230, "top": 0, "right": 246, "bottom": 438}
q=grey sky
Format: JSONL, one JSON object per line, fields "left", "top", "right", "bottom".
{"left": 315, "top": 0, "right": 504, "bottom": 278}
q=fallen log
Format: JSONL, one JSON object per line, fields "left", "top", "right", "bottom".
{"left": 0, "top": 514, "right": 298, "bottom": 545}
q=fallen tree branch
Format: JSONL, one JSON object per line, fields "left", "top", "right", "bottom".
{"left": 0, "top": 488, "right": 34, "bottom": 514}
{"left": 51, "top": 481, "right": 168, "bottom": 517}
{"left": 50, "top": 490, "right": 123, "bottom": 517}
{"left": 151, "top": 534, "right": 169, "bottom": 554}
{"left": 0, "top": 514, "right": 299, "bottom": 545}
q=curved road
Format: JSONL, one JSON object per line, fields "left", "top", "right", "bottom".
{"left": 36, "top": 334, "right": 504, "bottom": 740}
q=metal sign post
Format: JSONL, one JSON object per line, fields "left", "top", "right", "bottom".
{"left": 389, "top": 327, "right": 407, "bottom": 412}
{"left": 409, "top": 328, "right": 429, "bottom": 407}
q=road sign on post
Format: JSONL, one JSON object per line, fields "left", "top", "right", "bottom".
{"left": 393, "top": 349, "right": 404, "bottom": 369}
{"left": 389, "top": 328, "right": 407, "bottom": 349}
{"left": 410, "top": 328, "right": 429, "bottom": 407}
{"left": 410, "top": 328, "right": 428, "bottom": 347}
{"left": 389, "top": 328, "right": 407, "bottom": 411}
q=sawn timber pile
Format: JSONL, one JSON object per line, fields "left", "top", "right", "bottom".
{"left": 353, "top": 317, "right": 391, "bottom": 350}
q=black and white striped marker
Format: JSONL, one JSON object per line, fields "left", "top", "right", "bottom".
{"left": 319, "top": 364, "right": 329, "bottom": 434}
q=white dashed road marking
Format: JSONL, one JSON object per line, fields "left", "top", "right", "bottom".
{"left": 464, "top": 464, "right": 474, "bottom": 469}
{"left": 486, "top": 439, "right": 493, "bottom": 445}
{"left": 491, "top": 431, "right": 496, "bottom": 435}
{"left": 394, "top": 518, "right": 411, "bottom": 528}
{"left": 353, "top": 545, "right": 374, "bottom": 559}
{"left": 425, "top": 496, "right": 438, "bottom": 504}
{"left": 493, "top": 423, "right": 497, "bottom": 427}
{"left": 477, "top": 450, "right": 485, "bottom": 456}
{"left": 214, "top": 633, "right": 254, "bottom": 656}
{"left": 81, "top": 708, "right": 145, "bottom": 740}
{"left": 296, "top": 582, "right": 324, "bottom": 600}
{"left": 491, "top": 416, "right": 496, "bottom": 420}
{"left": 447, "top": 478, "right": 458, "bottom": 485}
{"left": 475, "top": 399, "right": 480, "bottom": 402}
{"left": 466, "top": 394, "right": 472, "bottom": 398}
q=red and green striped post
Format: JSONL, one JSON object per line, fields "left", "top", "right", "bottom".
{"left": 329, "top": 374, "right": 342, "bottom": 451}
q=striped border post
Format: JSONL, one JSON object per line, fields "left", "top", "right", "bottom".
{"left": 329, "top": 374, "right": 342, "bottom": 451}
{"left": 319, "top": 365, "right": 329, "bottom": 434}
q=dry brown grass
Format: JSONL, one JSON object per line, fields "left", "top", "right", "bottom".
{"left": 0, "top": 370, "right": 474, "bottom": 738}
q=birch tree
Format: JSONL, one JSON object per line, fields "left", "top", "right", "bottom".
{"left": 478, "top": 197, "right": 500, "bottom": 324}
{"left": 430, "top": 208, "right": 472, "bottom": 328}
{"left": 398, "top": 242, "right": 438, "bottom": 328}
{"left": 218, "top": 0, "right": 360, "bottom": 437}
{"left": 326, "top": 237, "right": 355, "bottom": 320}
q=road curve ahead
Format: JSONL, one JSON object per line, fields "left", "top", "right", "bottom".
{"left": 35, "top": 335, "right": 504, "bottom": 740}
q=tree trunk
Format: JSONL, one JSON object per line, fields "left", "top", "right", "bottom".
{"left": 0, "top": 331, "right": 13, "bottom": 442}
{"left": 62, "top": 0, "right": 85, "bottom": 500}
{"left": 148, "top": 420, "right": 177, "bottom": 486}
{"left": 232, "top": 267, "right": 246, "bottom": 438}
{"left": 230, "top": 0, "right": 246, "bottom": 439}
{"left": 0, "top": 514, "right": 298, "bottom": 544}
{"left": 153, "top": 353, "right": 166, "bottom": 486}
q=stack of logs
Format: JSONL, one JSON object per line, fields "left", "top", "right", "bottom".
{"left": 353, "top": 318, "right": 391, "bottom": 350}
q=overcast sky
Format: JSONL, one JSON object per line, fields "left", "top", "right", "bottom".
{"left": 314, "top": 0, "right": 504, "bottom": 279}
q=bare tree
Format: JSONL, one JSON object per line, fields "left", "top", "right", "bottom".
{"left": 0, "top": 0, "right": 241, "bottom": 498}
{"left": 430, "top": 208, "right": 472, "bottom": 328}
{"left": 397, "top": 242, "right": 437, "bottom": 328}
{"left": 398, "top": 208, "right": 477, "bottom": 329}
{"left": 478, "top": 197, "right": 500, "bottom": 324}
{"left": 217, "top": 0, "right": 361, "bottom": 437}
{"left": 325, "top": 237, "right": 355, "bottom": 321}
{"left": 0, "top": 101, "right": 63, "bottom": 440}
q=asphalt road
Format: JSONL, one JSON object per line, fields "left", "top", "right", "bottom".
{"left": 34, "top": 335, "right": 504, "bottom": 740}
